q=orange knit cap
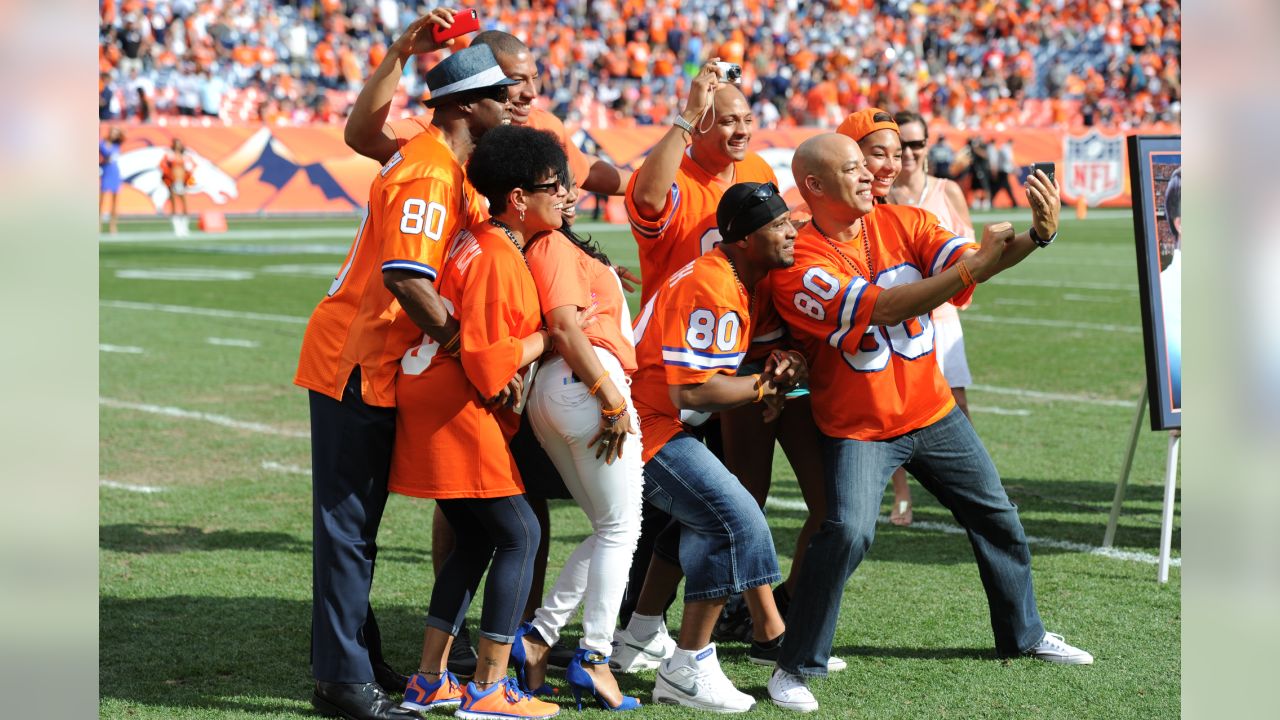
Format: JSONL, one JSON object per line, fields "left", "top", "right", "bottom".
{"left": 836, "top": 107, "right": 899, "bottom": 142}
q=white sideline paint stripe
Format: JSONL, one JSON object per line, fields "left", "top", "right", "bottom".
{"left": 100, "top": 343, "right": 144, "bottom": 354}
{"left": 102, "top": 299, "right": 308, "bottom": 325}
{"left": 100, "top": 398, "right": 310, "bottom": 438}
{"left": 262, "top": 461, "right": 311, "bottom": 476}
{"left": 207, "top": 337, "right": 261, "bottom": 348}
{"left": 969, "top": 384, "right": 1133, "bottom": 408}
{"left": 763, "top": 497, "right": 1178, "bottom": 567}
{"left": 962, "top": 313, "right": 1140, "bottom": 333}
{"left": 969, "top": 405, "right": 1031, "bottom": 417}
{"left": 987, "top": 277, "right": 1136, "bottom": 291}
{"left": 992, "top": 298, "right": 1039, "bottom": 307}
{"left": 1062, "top": 293, "right": 1122, "bottom": 303}
{"left": 100, "top": 479, "right": 166, "bottom": 493}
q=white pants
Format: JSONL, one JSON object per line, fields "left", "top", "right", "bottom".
{"left": 526, "top": 349, "right": 644, "bottom": 655}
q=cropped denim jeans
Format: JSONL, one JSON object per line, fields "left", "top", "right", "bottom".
{"left": 778, "top": 407, "right": 1045, "bottom": 676}
{"left": 642, "top": 432, "right": 782, "bottom": 601}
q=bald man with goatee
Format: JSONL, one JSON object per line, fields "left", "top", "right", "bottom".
{"left": 763, "top": 133, "right": 1093, "bottom": 713}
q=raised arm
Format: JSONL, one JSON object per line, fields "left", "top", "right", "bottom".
{"left": 870, "top": 222, "right": 1014, "bottom": 325}
{"left": 985, "top": 168, "right": 1061, "bottom": 275}
{"left": 345, "top": 10, "right": 457, "bottom": 163}
{"left": 629, "top": 60, "right": 723, "bottom": 216}
{"left": 581, "top": 155, "right": 633, "bottom": 196}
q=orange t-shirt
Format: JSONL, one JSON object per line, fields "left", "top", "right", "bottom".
{"left": 525, "top": 231, "right": 637, "bottom": 374}
{"left": 387, "top": 222, "right": 541, "bottom": 499}
{"left": 625, "top": 150, "right": 777, "bottom": 306}
{"left": 294, "top": 125, "right": 487, "bottom": 406}
{"left": 387, "top": 107, "right": 590, "bottom": 189}
{"left": 630, "top": 248, "right": 751, "bottom": 462}
{"left": 767, "top": 205, "right": 977, "bottom": 440}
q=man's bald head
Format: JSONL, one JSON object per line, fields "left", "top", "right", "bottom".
{"left": 793, "top": 133, "right": 874, "bottom": 219}
{"left": 793, "top": 133, "right": 856, "bottom": 200}
{"left": 472, "top": 30, "right": 529, "bottom": 59}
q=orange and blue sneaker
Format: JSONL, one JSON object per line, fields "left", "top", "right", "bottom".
{"left": 400, "top": 670, "right": 464, "bottom": 712}
{"left": 455, "top": 677, "right": 560, "bottom": 719}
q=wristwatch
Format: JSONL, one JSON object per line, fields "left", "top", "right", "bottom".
{"left": 1029, "top": 226, "right": 1057, "bottom": 248}
{"left": 673, "top": 115, "right": 695, "bottom": 134}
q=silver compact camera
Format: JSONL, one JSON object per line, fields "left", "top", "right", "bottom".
{"left": 714, "top": 61, "right": 742, "bottom": 83}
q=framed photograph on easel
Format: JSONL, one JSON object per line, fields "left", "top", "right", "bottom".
{"left": 1128, "top": 135, "right": 1181, "bottom": 430}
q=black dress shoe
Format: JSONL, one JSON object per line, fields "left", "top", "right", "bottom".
{"left": 447, "top": 623, "right": 477, "bottom": 678}
{"left": 312, "top": 681, "right": 423, "bottom": 720}
{"left": 372, "top": 660, "right": 408, "bottom": 694}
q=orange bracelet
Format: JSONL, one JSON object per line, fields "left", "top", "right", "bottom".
{"left": 957, "top": 260, "right": 976, "bottom": 288}
{"left": 587, "top": 373, "right": 608, "bottom": 396}
{"left": 752, "top": 374, "right": 766, "bottom": 403}
{"left": 442, "top": 331, "right": 460, "bottom": 353}
{"left": 601, "top": 401, "right": 627, "bottom": 417}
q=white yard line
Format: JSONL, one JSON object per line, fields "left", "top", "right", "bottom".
{"left": 968, "top": 384, "right": 1134, "bottom": 408}
{"left": 763, "top": 497, "right": 1178, "bottom": 566}
{"left": 987, "top": 277, "right": 1136, "bottom": 291}
{"left": 261, "top": 461, "right": 311, "bottom": 475}
{"left": 1062, "top": 293, "right": 1124, "bottom": 303}
{"left": 207, "top": 337, "right": 261, "bottom": 348}
{"left": 100, "top": 344, "right": 144, "bottom": 354}
{"left": 100, "top": 479, "right": 166, "bottom": 493}
{"left": 962, "top": 313, "right": 1140, "bottom": 333}
{"left": 101, "top": 299, "right": 309, "bottom": 324}
{"left": 100, "top": 398, "right": 310, "bottom": 438}
{"left": 968, "top": 405, "right": 1032, "bottom": 416}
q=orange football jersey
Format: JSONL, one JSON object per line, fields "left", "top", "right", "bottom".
{"left": 159, "top": 151, "right": 196, "bottom": 187}
{"left": 388, "top": 222, "right": 541, "bottom": 499}
{"left": 388, "top": 106, "right": 591, "bottom": 187}
{"left": 625, "top": 151, "right": 777, "bottom": 306}
{"left": 630, "top": 248, "right": 753, "bottom": 462}
{"left": 294, "top": 124, "right": 486, "bottom": 406}
{"left": 768, "top": 205, "right": 978, "bottom": 440}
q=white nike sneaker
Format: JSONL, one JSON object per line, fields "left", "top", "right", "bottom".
{"left": 612, "top": 625, "right": 676, "bottom": 673}
{"left": 653, "top": 645, "right": 756, "bottom": 713}
{"left": 1028, "top": 632, "right": 1094, "bottom": 665}
{"left": 768, "top": 668, "right": 818, "bottom": 713}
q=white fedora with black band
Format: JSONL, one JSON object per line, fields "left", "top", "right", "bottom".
{"left": 424, "top": 44, "right": 518, "bottom": 108}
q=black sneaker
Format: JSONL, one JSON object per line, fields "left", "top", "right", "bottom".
{"left": 749, "top": 632, "right": 848, "bottom": 672}
{"left": 447, "top": 623, "right": 478, "bottom": 678}
{"left": 748, "top": 633, "right": 784, "bottom": 666}
{"left": 546, "top": 639, "right": 576, "bottom": 671}
{"left": 711, "top": 593, "right": 753, "bottom": 644}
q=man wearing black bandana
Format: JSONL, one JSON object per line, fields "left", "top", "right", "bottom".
{"left": 626, "top": 182, "right": 807, "bottom": 713}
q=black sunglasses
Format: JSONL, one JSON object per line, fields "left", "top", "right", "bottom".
{"left": 523, "top": 175, "right": 566, "bottom": 194}
{"left": 902, "top": 139, "right": 928, "bottom": 151}
{"left": 725, "top": 182, "right": 781, "bottom": 238}
{"left": 732, "top": 181, "right": 780, "bottom": 216}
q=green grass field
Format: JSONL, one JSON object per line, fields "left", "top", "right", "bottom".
{"left": 100, "top": 212, "right": 1179, "bottom": 719}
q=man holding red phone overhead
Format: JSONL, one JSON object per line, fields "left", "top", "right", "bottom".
{"left": 763, "top": 133, "right": 1092, "bottom": 714}
{"left": 295, "top": 44, "right": 515, "bottom": 720}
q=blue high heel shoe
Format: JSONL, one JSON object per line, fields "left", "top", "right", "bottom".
{"left": 565, "top": 648, "right": 641, "bottom": 712}
{"left": 510, "top": 621, "right": 556, "bottom": 696}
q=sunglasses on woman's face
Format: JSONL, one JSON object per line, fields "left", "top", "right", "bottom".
{"left": 902, "top": 139, "right": 928, "bottom": 152}
{"left": 524, "top": 176, "right": 566, "bottom": 194}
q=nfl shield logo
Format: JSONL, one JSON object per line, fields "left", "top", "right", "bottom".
{"left": 1063, "top": 131, "right": 1125, "bottom": 205}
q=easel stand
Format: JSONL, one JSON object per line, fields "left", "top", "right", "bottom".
{"left": 1103, "top": 387, "right": 1181, "bottom": 583}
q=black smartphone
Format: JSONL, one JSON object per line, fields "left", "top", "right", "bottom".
{"left": 1031, "top": 161, "right": 1056, "bottom": 186}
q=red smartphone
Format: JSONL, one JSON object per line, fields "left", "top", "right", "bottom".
{"left": 432, "top": 9, "right": 480, "bottom": 43}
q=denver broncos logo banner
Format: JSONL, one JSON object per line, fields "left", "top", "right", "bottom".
{"left": 104, "top": 124, "right": 1176, "bottom": 217}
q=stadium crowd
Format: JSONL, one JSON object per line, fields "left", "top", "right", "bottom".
{"left": 100, "top": 0, "right": 1180, "bottom": 130}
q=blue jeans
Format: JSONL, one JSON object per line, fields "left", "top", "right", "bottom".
{"left": 642, "top": 432, "right": 782, "bottom": 601}
{"left": 777, "top": 407, "right": 1045, "bottom": 675}
{"left": 428, "top": 496, "right": 540, "bottom": 644}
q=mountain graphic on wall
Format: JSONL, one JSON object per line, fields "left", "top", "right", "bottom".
{"left": 221, "top": 128, "right": 361, "bottom": 212}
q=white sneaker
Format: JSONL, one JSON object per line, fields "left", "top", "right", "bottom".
{"left": 612, "top": 625, "right": 676, "bottom": 673}
{"left": 826, "top": 655, "right": 847, "bottom": 672}
{"left": 1028, "top": 632, "right": 1094, "bottom": 665}
{"left": 653, "top": 645, "right": 756, "bottom": 713}
{"left": 768, "top": 668, "right": 818, "bottom": 713}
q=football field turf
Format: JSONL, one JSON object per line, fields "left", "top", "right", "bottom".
{"left": 100, "top": 212, "right": 1179, "bottom": 718}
